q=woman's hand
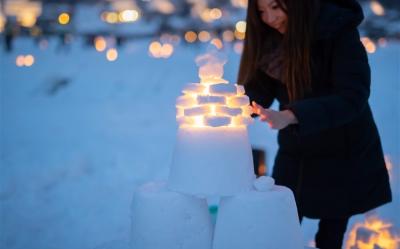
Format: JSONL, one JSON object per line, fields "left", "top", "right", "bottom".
{"left": 251, "top": 101, "right": 298, "bottom": 130}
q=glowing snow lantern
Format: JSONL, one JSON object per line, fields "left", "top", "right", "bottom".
{"left": 168, "top": 53, "right": 255, "bottom": 196}
{"left": 345, "top": 215, "right": 400, "bottom": 249}
{"left": 175, "top": 55, "right": 252, "bottom": 128}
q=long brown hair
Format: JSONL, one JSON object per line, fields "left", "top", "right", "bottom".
{"left": 237, "top": 0, "right": 320, "bottom": 102}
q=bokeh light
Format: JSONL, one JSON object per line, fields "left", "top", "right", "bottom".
{"left": 24, "top": 55, "right": 35, "bottom": 66}
{"left": 198, "top": 31, "right": 211, "bottom": 42}
{"left": 222, "top": 30, "right": 235, "bottom": 42}
{"left": 185, "top": 31, "right": 197, "bottom": 43}
{"left": 58, "top": 12, "right": 70, "bottom": 25}
{"left": 370, "top": 0, "right": 385, "bottom": 16}
{"left": 378, "top": 37, "right": 387, "bottom": 48}
{"left": 16, "top": 55, "right": 25, "bottom": 67}
{"left": 16, "top": 54, "right": 35, "bottom": 67}
{"left": 235, "top": 21, "right": 246, "bottom": 33}
{"left": 234, "top": 42, "right": 244, "bottom": 54}
{"left": 18, "top": 11, "right": 37, "bottom": 27}
{"left": 119, "top": 9, "right": 140, "bottom": 22}
{"left": 361, "top": 37, "right": 377, "bottom": 54}
{"left": 95, "top": 36, "right": 107, "bottom": 52}
{"left": 106, "top": 48, "right": 118, "bottom": 61}
{"left": 210, "top": 38, "right": 223, "bottom": 49}
{"left": 148, "top": 41, "right": 174, "bottom": 58}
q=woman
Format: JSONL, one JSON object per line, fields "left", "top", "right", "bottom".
{"left": 238, "top": 0, "right": 392, "bottom": 248}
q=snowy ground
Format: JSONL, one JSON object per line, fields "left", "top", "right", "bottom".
{"left": 0, "top": 37, "right": 399, "bottom": 249}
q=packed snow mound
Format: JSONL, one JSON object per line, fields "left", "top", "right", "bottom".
{"left": 213, "top": 185, "right": 304, "bottom": 249}
{"left": 168, "top": 127, "right": 255, "bottom": 196}
{"left": 130, "top": 181, "right": 213, "bottom": 249}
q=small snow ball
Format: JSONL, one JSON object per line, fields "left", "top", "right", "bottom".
{"left": 253, "top": 176, "right": 275, "bottom": 191}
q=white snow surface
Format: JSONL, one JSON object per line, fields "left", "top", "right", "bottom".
{"left": 213, "top": 185, "right": 303, "bottom": 249}
{"left": 0, "top": 37, "right": 399, "bottom": 249}
{"left": 130, "top": 181, "right": 213, "bottom": 249}
{"left": 253, "top": 176, "right": 275, "bottom": 191}
{"left": 168, "top": 126, "right": 255, "bottom": 196}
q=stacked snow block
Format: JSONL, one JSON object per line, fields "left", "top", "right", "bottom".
{"left": 176, "top": 82, "right": 252, "bottom": 127}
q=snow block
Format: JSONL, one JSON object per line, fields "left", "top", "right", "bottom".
{"left": 215, "top": 106, "right": 242, "bottom": 116}
{"left": 130, "top": 181, "right": 213, "bottom": 249}
{"left": 176, "top": 95, "right": 197, "bottom": 107}
{"left": 176, "top": 107, "right": 184, "bottom": 117}
{"left": 235, "top": 84, "right": 245, "bottom": 95}
{"left": 241, "top": 105, "right": 253, "bottom": 116}
{"left": 184, "top": 106, "right": 211, "bottom": 116}
{"left": 231, "top": 116, "right": 253, "bottom": 126}
{"left": 203, "top": 116, "right": 231, "bottom": 127}
{"left": 202, "top": 80, "right": 229, "bottom": 85}
{"left": 177, "top": 116, "right": 195, "bottom": 126}
{"left": 168, "top": 126, "right": 255, "bottom": 196}
{"left": 182, "top": 83, "right": 206, "bottom": 94}
{"left": 197, "top": 95, "right": 226, "bottom": 105}
{"left": 253, "top": 176, "right": 275, "bottom": 191}
{"left": 227, "top": 95, "right": 250, "bottom": 108}
{"left": 213, "top": 185, "right": 304, "bottom": 249}
{"left": 209, "top": 84, "right": 237, "bottom": 96}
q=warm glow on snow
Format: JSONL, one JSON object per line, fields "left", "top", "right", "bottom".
{"left": 345, "top": 215, "right": 400, "bottom": 249}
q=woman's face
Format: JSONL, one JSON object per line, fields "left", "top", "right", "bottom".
{"left": 257, "top": 0, "right": 287, "bottom": 34}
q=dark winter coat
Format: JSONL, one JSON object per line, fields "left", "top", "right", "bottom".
{"left": 244, "top": 0, "right": 392, "bottom": 218}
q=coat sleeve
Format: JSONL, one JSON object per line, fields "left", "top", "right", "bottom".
{"left": 285, "top": 27, "right": 371, "bottom": 136}
{"left": 244, "top": 68, "right": 276, "bottom": 109}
